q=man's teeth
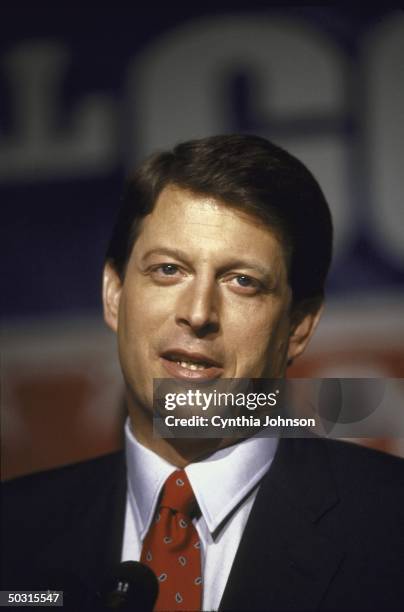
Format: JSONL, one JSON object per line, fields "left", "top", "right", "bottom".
{"left": 177, "top": 360, "right": 209, "bottom": 370}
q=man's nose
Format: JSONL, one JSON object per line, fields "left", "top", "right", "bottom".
{"left": 175, "top": 277, "right": 220, "bottom": 336}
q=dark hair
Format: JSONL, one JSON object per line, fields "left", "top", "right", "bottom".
{"left": 106, "top": 134, "right": 333, "bottom": 307}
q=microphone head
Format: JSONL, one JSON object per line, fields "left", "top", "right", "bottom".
{"left": 100, "top": 561, "right": 159, "bottom": 610}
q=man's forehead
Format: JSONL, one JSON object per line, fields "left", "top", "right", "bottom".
{"left": 136, "top": 184, "right": 281, "bottom": 246}
{"left": 152, "top": 185, "right": 243, "bottom": 228}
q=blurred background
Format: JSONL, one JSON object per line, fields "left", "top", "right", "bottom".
{"left": 2, "top": 4, "right": 403, "bottom": 479}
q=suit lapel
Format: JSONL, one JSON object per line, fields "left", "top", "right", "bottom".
{"left": 219, "top": 437, "right": 344, "bottom": 611}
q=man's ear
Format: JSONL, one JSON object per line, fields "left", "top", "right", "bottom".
{"left": 102, "top": 262, "right": 123, "bottom": 333}
{"left": 287, "top": 300, "right": 324, "bottom": 365}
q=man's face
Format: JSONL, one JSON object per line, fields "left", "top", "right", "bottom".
{"left": 104, "top": 185, "right": 319, "bottom": 420}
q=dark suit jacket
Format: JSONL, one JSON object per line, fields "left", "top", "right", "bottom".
{"left": 1, "top": 437, "right": 404, "bottom": 611}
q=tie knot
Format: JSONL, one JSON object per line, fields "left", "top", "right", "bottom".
{"left": 160, "top": 470, "right": 197, "bottom": 517}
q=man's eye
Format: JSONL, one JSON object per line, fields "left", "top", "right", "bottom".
{"left": 150, "top": 264, "right": 182, "bottom": 281}
{"left": 229, "top": 275, "right": 261, "bottom": 292}
{"left": 159, "top": 264, "right": 179, "bottom": 275}
{"left": 235, "top": 275, "right": 254, "bottom": 287}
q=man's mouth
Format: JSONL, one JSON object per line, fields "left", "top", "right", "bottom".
{"left": 159, "top": 350, "right": 224, "bottom": 380}
{"left": 174, "top": 359, "right": 209, "bottom": 371}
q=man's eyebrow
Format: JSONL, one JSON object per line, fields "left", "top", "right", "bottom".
{"left": 219, "top": 259, "right": 274, "bottom": 279}
{"left": 140, "top": 247, "right": 191, "bottom": 263}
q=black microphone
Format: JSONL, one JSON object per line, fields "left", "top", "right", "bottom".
{"left": 99, "top": 561, "right": 159, "bottom": 611}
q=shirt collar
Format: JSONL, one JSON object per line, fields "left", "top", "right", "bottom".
{"left": 125, "top": 419, "right": 278, "bottom": 538}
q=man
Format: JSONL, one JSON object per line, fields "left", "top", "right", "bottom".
{"left": 2, "top": 134, "right": 404, "bottom": 611}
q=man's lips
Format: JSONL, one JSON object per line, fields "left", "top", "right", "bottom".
{"left": 159, "top": 349, "right": 224, "bottom": 380}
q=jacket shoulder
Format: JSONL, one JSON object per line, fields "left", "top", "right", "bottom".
{"left": 1, "top": 451, "right": 127, "bottom": 590}
{"left": 322, "top": 438, "right": 404, "bottom": 490}
{"left": 2, "top": 451, "right": 125, "bottom": 491}
{"left": 1, "top": 451, "right": 125, "bottom": 538}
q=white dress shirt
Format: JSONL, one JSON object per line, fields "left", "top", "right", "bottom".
{"left": 121, "top": 420, "right": 278, "bottom": 611}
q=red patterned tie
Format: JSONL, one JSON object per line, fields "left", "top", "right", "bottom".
{"left": 141, "top": 470, "right": 202, "bottom": 611}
